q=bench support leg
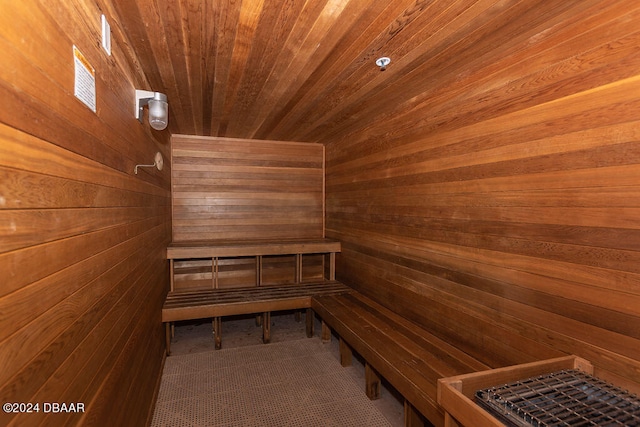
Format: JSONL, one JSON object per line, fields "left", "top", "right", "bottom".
{"left": 213, "top": 317, "right": 222, "bottom": 350}
{"left": 262, "top": 312, "right": 271, "bottom": 344}
{"left": 164, "top": 323, "right": 171, "bottom": 356}
{"left": 295, "top": 311, "right": 302, "bottom": 322}
{"left": 305, "top": 308, "right": 314, "bottom": 338}
{"left": 339, "top": 338, "right": 352, "bottom": 367}
{"left": 365, "top": 363, "right": 381, "bottom": 400}
{"left": 321, "top": 320, "right": 331, "bottom": 343}
{"left": 255, "top": 314, "right": 262, "bottom": 327}
{"left": 404, "top": 400, "right": 425, "bottom": 427}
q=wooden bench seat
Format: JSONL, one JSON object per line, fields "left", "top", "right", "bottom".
{"left": 164, "top": 238, "right": 343, "bottom": 354}
{"left": 312, "top": 291, "right": 489, "bottom": 427}
{"left": 163, "top": 280, "right": 351, "bottom": 355}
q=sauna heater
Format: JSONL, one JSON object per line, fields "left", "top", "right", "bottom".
{"left": 475, "top": 369, "right": 640, "bottom": 426}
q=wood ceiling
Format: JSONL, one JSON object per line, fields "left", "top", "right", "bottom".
{"left": 110, "top": 0, "right": 590, "bottom": 143}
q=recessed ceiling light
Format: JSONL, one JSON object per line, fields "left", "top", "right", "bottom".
{"left": 375, "top": 57, "right": 391, "bottom": 71}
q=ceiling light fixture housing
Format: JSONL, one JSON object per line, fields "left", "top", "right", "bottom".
{"left": 375, "top": 57, "right": 391, "bottom": 71}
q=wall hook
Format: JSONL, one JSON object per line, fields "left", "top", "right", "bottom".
{"left": 135, "top": 152, "right": 164, "bottom": 174}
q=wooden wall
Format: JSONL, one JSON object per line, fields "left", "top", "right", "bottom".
{"left": 325, "top": 2, "right": 640, "bottom": 393}
{"left": 0, "top": 1, "right": 171, "bottom": 426}
{"left": 171, "top": 135, "right": 324, "bottom": 242}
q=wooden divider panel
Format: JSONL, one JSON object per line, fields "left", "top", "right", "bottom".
{"left": 171, "top": 134, "right": 324, "bottom": 241}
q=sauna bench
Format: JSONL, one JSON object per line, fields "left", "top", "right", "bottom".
{"left": 163, "top": 280, "right": 351, "bottom": 355}
{"left": 312, "top": 291, "right": 490, "bottom": 427}
{"left": 164, "top": 238, "right": 342, "bottom": 354}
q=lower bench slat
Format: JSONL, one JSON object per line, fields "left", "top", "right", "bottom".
{"left": 164, "top": 297, "right": 313, "bottom": 321}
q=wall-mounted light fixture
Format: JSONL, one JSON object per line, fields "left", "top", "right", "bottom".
{"left": 135, "top": 89, "right": 168, "bottom": 130}
{"left": 135, "top": 151, "right": 164, "bottom": 174}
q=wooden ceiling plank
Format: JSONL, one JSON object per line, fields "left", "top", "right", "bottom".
{"left": 224, "top": 0, "right": 331, "bottom": 139}
{"left": 252, "top": 0, "right": 401, "bottom": 140}
{"left": 262, "top": 0, "right": 462, "bottom": 141}
{"left": 181, "top": 0, "right": 204, "bottom": 134}
{"left": 293, "top": 0, "right": 523, "bottom": 142}
{"left": 153, "top": 0, "right": 193, "bottom": 135}
{"left": 216, "top": 0, "right": 266, "bottom": 136}
{"left": 223, "top": 0, "right": 308, "bottom": 138}
{"left": 206, "top": 0, "right": 242, "bottom": 135}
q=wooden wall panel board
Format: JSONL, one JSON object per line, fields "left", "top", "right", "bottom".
{"left": 0, "top": 225, "right": 166, "bottom": 401}
{"left": 37, "top": 0, "right": 160, "bottom": 134}
{"left": 341, "top": 238, "right": 640, "bottom": 338}
{"left": 1, "top": 1, "right": 170, "bottom": 424}
{"left": 327, "top": 117, "right": 640, "bottom": 186}
{"left": 0, "top": 167, "right": 166, "bottom": 210}
{"left": 328, "top": 212, "right": 640, "bottom": 252}
{"left": 173, "top": 183, "right": 321, "bottom": 193}
{"left": 325, "top": 23, "right": 640, "bottom": 164}
{"left": 328, "top": 137, "right": 640, "bottom": 196}
{"left": 0, "top": 221, "right": 161, "bottom": 344}
{"left": 62, "top": 239, "right": 166, "bottom": 413}
{"left": 319, "top": 1, "right": 640, "bottom": 150}
{"left": 337, "top": 246, "right": 640, "bottom": 381}
{"left": 0, "top": 207, "right": 159, "bottom": 253}
{"left": 0, "top": 6, "right": 169, "bottom": 174}
{"left": 172, "top": 135, "right": 324, "bottom": 242}
{"left": 328, "top": 213, "right": 640, "bottom": 271}
{"left": 336, "top": 225, "right": 640, "bottom": 301}
{"left": 172, "top": 136, "right": 324, "bottom": 159}
{"left": 172, "top": 169, "right": 325, "bottom": 181}
{"left": 0, "top": 215, "right": 165, "bottom": 299}
{"left": 173, "top": 228, "right": 322, "bottom": 243}
{"left": 0, "top": 123, "right": 168, "bottom": 197}
{"left": 326, "top": 83, "right": 640, "bottom": 188}
{"left": 340, "top": 256, "right": 562, "bottom": 369}
{"left": 329, "top": 184, "right": 640, "bottom": 210}
{"left": 74, "top": 265, "right": 167, "bottom": 427}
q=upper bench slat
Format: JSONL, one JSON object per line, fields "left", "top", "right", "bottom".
{"left": 167, "top": 238, "right": 341, "bottom": 259}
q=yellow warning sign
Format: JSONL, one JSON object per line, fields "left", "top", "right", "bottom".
{"left": 73, "top": 45, "right": 96, "bottom": 112}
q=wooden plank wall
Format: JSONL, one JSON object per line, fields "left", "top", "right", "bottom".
{"left": 171, "top": 135, "right": 325, "bottom": 290}
{"left": 325, "top": 2, "right": 640, "bottom": 393}
{"left": 0, "top": 1, "right": 171, "bottom": 426}
{"left": 171, "top": 135, "right": 324, "bottom": 241}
